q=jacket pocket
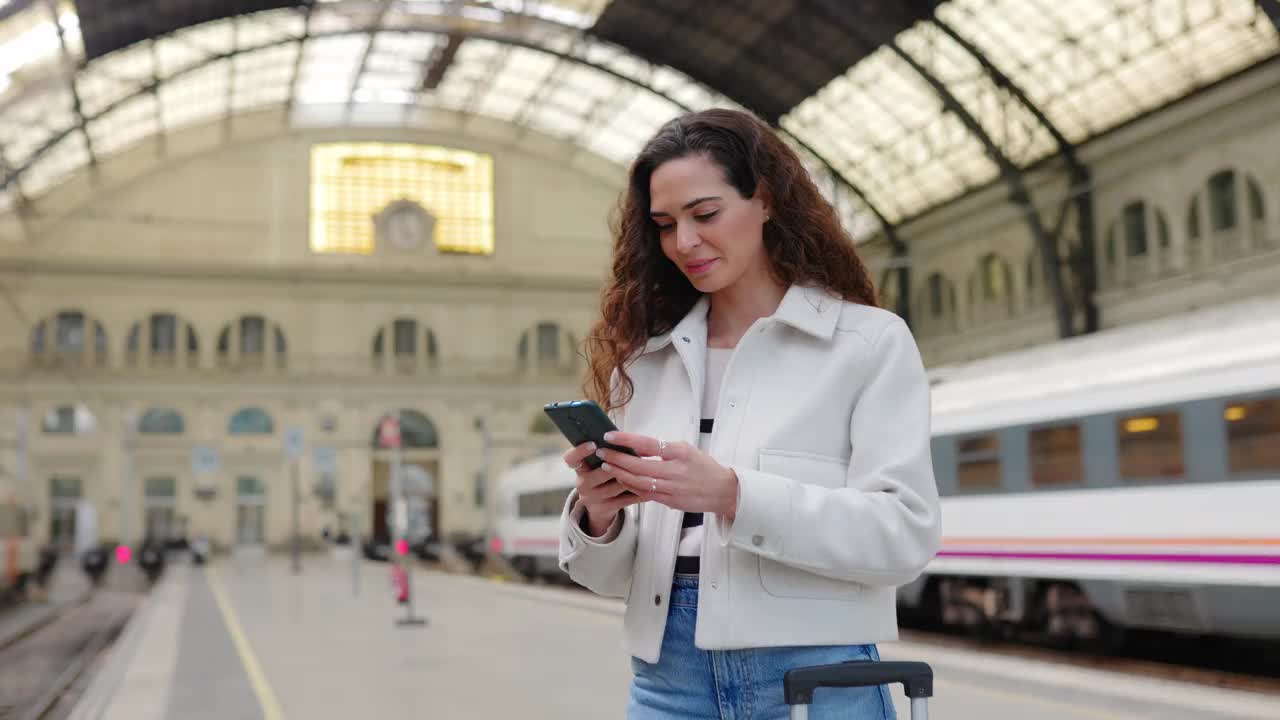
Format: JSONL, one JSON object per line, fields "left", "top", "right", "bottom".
{"left": 755, "top": 449, "right": 863, "bottom": 601}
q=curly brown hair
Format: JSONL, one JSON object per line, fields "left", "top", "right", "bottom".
{"left": 585, "top": 108, "right": 878, "bottom": 412}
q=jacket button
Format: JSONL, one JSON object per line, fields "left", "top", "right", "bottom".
{"left": 654, "top": 594, "right": 662, "bottom": 606}
{"left": 752, "top": 534, "right": 764, "bottom": 546}
{"left": 681, "top": 336, "right": 691, "bottom": 343}
{"left": 729, "top": 401, "right": 737, "bottom": 409}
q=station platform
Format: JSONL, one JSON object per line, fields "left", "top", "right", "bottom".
{"left": 70, "top": 554, "right": 1278, "bottom": 720}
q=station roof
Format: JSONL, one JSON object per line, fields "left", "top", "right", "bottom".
{"left": 1, "top": 0, "right": 1277, "bottom": 239}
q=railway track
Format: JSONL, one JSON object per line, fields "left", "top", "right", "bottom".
{"left": 0, "top": 592, "right": 93, "bottom": 656}
{"left": 0, "top": 591, "right": 139, "bottom": 720}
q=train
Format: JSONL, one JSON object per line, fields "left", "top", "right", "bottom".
{"left": 491, "top": 452, "right": 576, "bottom": 581}
{"left": 0, "top": 475, "right": 39, "bottom": 603}
{"left": 490, "top": 294, "right": 1280, "bottom": 644}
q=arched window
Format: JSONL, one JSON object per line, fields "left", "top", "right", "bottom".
{"left": 126, "top": 313, "right": 199, "bottom": 367}
{"left": 139, "top": 408, "right": 185, "bottom": 434}
{"left": 1103, "top": 201, "right": 1173, "bottom": 283}
{"left": 229, "top": 407, "right": 274, "bottom": 435}
{"left": 30, "top": 311, "right": 108, "bottom": 367}
{"left": 426, "top": 329, "right": 439, "bottom": 366}
{"left": 968, "top": 254, "right": 1015, "bottom": 325}
{"left": 216, "top": 315, "right": 286, "bottom": 369}
{"left": 1247, "top": 177, "right": 1265, "bottom": 222}
{"left": 979, "top": 253, "right": 1011, "bottom": 301}
{"left": 517, "top": 322, "right": 572, "bottom": 371}
{"left": 373, "top": 320, "right": 440, "bottom": 372}
{"left": 1188, "top": 170, "right": 1267, "bottom": 255}
{"left": 370, "top": 409, "right": 439, "bottom": 449}
{"left": 879, "top": 269, "right": 899, "bottom": 314}
{"left": 1208, "top": 170, "right": 1236, "bottom": 233}
{"left": 1111, "top": 200, "right": 1171, "bottom": 259}
{"left": 927, "top": 273, "right": 949, "bottom": 319}
{"left": 41, "top": 404, "right": 97, "bottom": 435}
{"left": 393, "top": 318, "right": 417, "bottom": 356}
{"left": 916, "top": 272, "right": 958, "bottom": 335}
{"left": 536, "top": 322, "right": 560, "bottom": 364}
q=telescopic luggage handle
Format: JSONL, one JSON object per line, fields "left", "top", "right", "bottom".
{"left": 785, "top": 660, "right": 934, "bottom": 720}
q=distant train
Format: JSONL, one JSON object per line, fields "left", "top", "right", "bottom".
{"left": 0, "top": 475, "right": 38, "bottom": 603}
{"left": 491, "top": 295, "right": 1280, "bottom": 644}
{"left": 491, "top": 452, "right": 575, "bottom": 582}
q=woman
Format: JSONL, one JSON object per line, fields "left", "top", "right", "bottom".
{"left": 557, "top": 108, "right": 941, "bottom": 719}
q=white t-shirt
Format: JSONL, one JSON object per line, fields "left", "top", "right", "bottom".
{"left": 676, "top": 346, "right": 733, "bottom": 558}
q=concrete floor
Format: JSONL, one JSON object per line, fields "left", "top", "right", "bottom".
{"left": 77, "top": 554, "right": 1280, "bottom": 719}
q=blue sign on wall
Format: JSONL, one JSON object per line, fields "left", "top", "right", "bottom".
{"left": 191, "top": 446, "right": 221, "bottom": 474}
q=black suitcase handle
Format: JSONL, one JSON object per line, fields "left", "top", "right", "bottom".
{"left": 784, "top": 660, "right": 934, "bottom": 706}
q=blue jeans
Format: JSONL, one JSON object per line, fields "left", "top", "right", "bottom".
{"left": 628, "top": 574, "right": 896, "bottom": 719}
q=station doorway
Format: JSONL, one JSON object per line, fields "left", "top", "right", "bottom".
{"left": 369, "top": 409, "right": 441, "bottom": 546}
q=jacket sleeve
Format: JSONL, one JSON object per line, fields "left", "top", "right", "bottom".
{"left": 715, "top": 317, "right": 942, "bottom": 587}
{"left": 557, "top": 491, "right": 639, "bottom": 598}
{"left": 556, "top": 380, "right": 640, "bottom": 599}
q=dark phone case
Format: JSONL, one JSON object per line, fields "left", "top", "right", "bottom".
{"left": 543, "top": 400, "right": 639, "bottom": 469}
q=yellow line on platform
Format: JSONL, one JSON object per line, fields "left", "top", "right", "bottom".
{"left": 206, "top": 568, "right": 287, "bottom": 720}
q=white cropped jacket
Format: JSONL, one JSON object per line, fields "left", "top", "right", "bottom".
{"left": 558, "top": 284, "right": 942, "bottom": 663}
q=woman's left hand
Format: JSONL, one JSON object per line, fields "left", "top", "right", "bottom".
{"left": 595, "top": 431, "right": 739, "bottom": 521}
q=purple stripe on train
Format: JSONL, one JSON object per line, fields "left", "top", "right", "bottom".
{"left": 935, "top": 550, "right": 1280, "bottom": 565}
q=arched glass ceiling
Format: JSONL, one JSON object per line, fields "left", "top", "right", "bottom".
{"left": 0, "top": 0, "right": 1277, "bottom": 240}
{"left": 782, "top": 0, "right": 1278, "bottom": 222}
{"left": 0, "top": 0, "right": 871, "bottom": 236}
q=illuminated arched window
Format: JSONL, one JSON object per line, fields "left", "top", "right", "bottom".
{"left": 310, "top": 143, "right": 495, "bottom": 256}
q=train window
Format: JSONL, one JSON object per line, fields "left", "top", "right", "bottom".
{"left": 1118, "top": 411, "right": 1184, "bottom": 480}
{"left": 1030, "top": 424, "right": 1083, "bottom": 486}
{"left": 1225, "top": 396, "right": 1280, "bottom": 474}
{"left": 957, "top": 434, "right": 1001, "bottom": 490}
{"left": 518, "top": 488, "right": 572, "bottom": 518}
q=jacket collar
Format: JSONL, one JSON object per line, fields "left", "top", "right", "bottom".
{"left": 642, "top": 283, "right": 838, "bottom": 354}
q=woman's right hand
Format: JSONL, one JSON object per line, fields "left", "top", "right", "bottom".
{"left": 564, "top": 442, "right": 644, "bottom": 537}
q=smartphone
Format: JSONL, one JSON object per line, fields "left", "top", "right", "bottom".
{"left": 543, "top": 400, "right": 639, "bottom": 470}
